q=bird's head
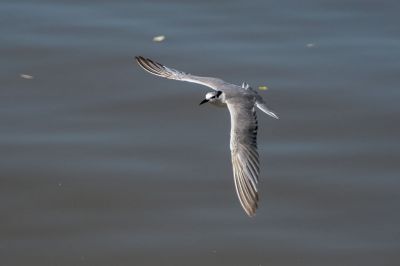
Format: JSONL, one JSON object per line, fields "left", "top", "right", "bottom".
{"left": 199, "top": 91, "right": 222, "bottom": 105}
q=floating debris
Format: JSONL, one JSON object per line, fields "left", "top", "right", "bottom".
{"left": 153, "top": 35, "right": 165, "bottom": 42}
{"left": 306, "top": 43, "right": 315, "bottom": 48}
{"left": 20, "top": 74, "right": 34, "bottom": 79}
{"left": 258, "top": 86, "right": 268, "bottom": 91}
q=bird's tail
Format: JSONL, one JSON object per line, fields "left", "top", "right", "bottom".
{"left": 256, "top": 101, "right": 279, "bottom": 119}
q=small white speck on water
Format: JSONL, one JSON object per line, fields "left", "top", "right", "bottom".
{"left": 58, "top": 183, "right": 62, "bottom": 187}
{"left": 306, "top": 43, "right": 315, "bottom": 48}
{"left": 153, "top": 35, "right": 165, "bottom": 42}
{"left": 20, "top": 74, "right": 34, "bottom": 79}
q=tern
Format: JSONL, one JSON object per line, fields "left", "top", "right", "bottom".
{"left": 135, "top": 56, "right": 278, "bottom": 217}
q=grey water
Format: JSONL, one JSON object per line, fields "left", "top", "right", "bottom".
{"left": 1, "top": 0, "right": 399, "bottom": 265}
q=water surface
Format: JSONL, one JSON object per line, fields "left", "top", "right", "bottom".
{"left": 1, "top": 0, "right": 399, "bottom": 265}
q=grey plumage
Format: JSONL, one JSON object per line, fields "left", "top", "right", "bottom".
{"left": 135, "top": 56, "right": 278, "bottom": 217}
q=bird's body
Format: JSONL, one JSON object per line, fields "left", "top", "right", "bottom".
{"left": 135, "top": 56, "right": 278, "bottom": 217}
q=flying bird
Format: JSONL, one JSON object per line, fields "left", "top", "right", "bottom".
{"left": 135, "top": 56, "right": 278, "bottom": 217}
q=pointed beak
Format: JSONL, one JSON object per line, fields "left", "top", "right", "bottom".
{"left": 199, "top": 99, "right": 209, "bottom": 105}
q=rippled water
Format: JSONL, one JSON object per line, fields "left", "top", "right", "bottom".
{"left": 1, "top": 0, "right": 399, "bottom": 265}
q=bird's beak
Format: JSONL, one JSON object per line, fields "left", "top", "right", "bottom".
{"left": 199, "top": 99, "right": 209, "bottom": 105}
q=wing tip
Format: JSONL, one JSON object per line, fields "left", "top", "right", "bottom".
{"left": 244, "top": 206, "right": 257, "bottom": 217}
{"left": 135, "top": 56, "right": 168, "bottom": 77}
{"left": 134, "top": 55, "right": 145, "bottom": 63}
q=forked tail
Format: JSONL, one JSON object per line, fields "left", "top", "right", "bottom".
{"left": 256, "top": 100, "right": 279, "bottom": 119}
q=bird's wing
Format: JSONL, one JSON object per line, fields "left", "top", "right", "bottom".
{"left": 227, "top": 98, "right": 260, "bottom": 217}
{"left": 135, "top": 56, "right": 225, "bottom": 91}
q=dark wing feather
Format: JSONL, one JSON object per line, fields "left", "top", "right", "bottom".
{"left": 227, "top": 97, "right": 260, "bottom": 217}
{"left": 135, "top": 56, "right": 225, "bottom": 91}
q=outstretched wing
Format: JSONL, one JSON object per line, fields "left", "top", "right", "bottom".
{"left": 227, "top": 98, "right": 260, "bottom": 217}
{"left": 135, "top": 56, "right": 225, "bottom": 91}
